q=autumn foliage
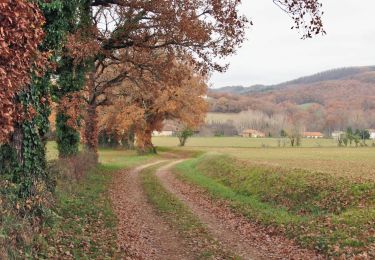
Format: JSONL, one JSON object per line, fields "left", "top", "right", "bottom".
{"left": 0, "top": 0, "right": 47, "bottom": 143}
{"left": 98, "top": 58, "right": 208, "bottom": 152}
{"left": 209, "top": 68, "right": 375, "bottom": 134}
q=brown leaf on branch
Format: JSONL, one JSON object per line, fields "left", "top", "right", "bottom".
{"left": 0, "top": 0, "right": 47, "bottom": 143}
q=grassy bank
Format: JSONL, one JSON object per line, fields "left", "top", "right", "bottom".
{"left": 174, "top": 154, "right": 375, "bottom": 258}
{"left": 141, "top": 164, "right": 237, "bottom": 259}
{"left": 42, "top": 165, "right": 119, "bottom": 258}
{"left": 41, "top": 150, "right": 157, "bottom": 258}
{"left": 0, "top": 147, "right": 156, "bottom": 258}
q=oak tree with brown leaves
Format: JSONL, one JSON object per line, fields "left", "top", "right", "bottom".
{"left": 72, "top": 0, "right": 247, "bottom": 155}
{"left": 76, "top": 0, "right": 325, "bottom": 156}
{"left": 98, "top": 58, "right": 208, "bottom": 153}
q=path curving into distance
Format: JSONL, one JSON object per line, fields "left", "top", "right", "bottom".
{"left": 111, "top": 158, "right": 323, "bottom": 259}
{"left": 110, "top": 161, "right": 194, "bottom": 260}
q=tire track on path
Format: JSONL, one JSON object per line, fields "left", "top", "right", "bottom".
{"left": 110, "top": 160, "right": 194, "bottom": 259}
{"left": 155, "top": 160, "right": 323, "bottom": 260}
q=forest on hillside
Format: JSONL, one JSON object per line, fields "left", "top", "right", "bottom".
{"left": 208, "top": 67, "right": 375, "bottom": 135}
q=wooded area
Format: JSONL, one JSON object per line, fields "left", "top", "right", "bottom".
{"left": 208, "top": 67, "right": 375, "bottom": 135}
{"left": 0, "top": 0, "right": 333, "bottom": 258}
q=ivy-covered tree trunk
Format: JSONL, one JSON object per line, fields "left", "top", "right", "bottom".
{"left": 55, "top": 57, "right": 85, "bottom": 158}
{"left": 8, "top": 75, "right": 52, "bottom": 197}
{"left": 56, "top": 111, "right": 80, "bottom": 157}
{"left": 54, "top": 1, "right": 92, "bottom": 158}
{"left": 0, "top": 0, "right": 83, "bottom": 198}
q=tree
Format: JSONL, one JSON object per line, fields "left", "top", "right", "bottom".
{"left": 346, "top": 127, "right": 354, "bottom": 146}
{"left": 177, "top": 128, "right": 194, "bottom": 147}
{"left": 98, "top": 103, "right": 144, "bottom": 148}
{"left": 54, "top": 1, "right": 98, "bottom": 158}
{"left": 287, "top": 125, "right": 303, "bottom": 147}
{"left": 280, "top": 129, "right": 288, "bottom": 137}
{"left": 130, "top": 61, "right": 208, "bottom": 153}
{"left": 273, "top": 0, "right": 325, "bottom": 38}
{"left": 0, "top": 1, "right": 78, "bottom": 198}
{"left": 98, "top": 57, "right": 208, "bottom": 153}
{"left": 68, "top": 0, "right": 325, "bottom": 157}
{"left": 0, "top": 0, "right": 46, "bottom": 144}
{"left": 75, "top": 0, "right": 248, "bottom": 156}
{"left": 355, "top": 129, "right": 370, "bottom": 145}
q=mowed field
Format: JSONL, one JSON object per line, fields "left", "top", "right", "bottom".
{"left": 152, "top": 137, "right": 375, "bottom": 180}
{"left": 153, "top": 136, "right": 340, "bottom": 147}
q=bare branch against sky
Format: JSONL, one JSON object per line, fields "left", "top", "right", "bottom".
{"left": 210, "top": 0, "right": 375, "bottom": 88}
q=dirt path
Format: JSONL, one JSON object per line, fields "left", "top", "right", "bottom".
{"left": 156, "top": 160, "right": 323, "bottom": 260}
{"left": 110, "top": 161, "right": 194, "bottom": 259}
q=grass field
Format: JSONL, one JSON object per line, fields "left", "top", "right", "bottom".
{"left": 47, "top": 141, "right": 156, "bottom": 168}
{"left": 209, "top": 147, "right": 375, "bottom": 181}
{"left": 153, "top": 136, "right": 341, "bottom": 148}
{"left": 174, "top": 154, "right": 375, "bottom": 257}
{"left": 152, "top": 137, "right": 375, "bottom": 180}
{"left": 49, "top": 139, "right": 375, "bottom": 180}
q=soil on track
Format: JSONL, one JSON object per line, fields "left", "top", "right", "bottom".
{"left": 111, "top": 158, "right": 322, "bottom": 259}
{"left": 156, "top": 160, "right": 323, "bottom": 260}
{"left": 110, "top": 161, "right": 193, "bottom": 259}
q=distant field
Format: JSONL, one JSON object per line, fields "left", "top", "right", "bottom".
{"left": 153, "top": 137, "right": 375, "bottom": 180}
{"left": 48, "top": 138, "right": 375, "bottom": 180}
{"left": 153, "top": 136, "right": 339, "bottom": 148}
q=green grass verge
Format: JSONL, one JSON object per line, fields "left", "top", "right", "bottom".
{"left": 41, "top": 165, "right": 118, "bottom": 258}
{"left": 141, "top": 164, "right": 238, "bottom": 259}
{"left": 174, "top": 154, "right": 375, "bottom": 258}
{"left": 38, "top": 150, "right": 157, "bottom": 258}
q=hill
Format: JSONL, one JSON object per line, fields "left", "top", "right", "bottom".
{"left": 208, "top": 66, "right": 375, "bottom": 133}
{"left": 210, "top": 66, "right": 375, "bottom": 94}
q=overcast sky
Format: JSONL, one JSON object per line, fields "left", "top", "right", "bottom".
{"left": 210, "top": 0, "right": 375, "bottom": 88}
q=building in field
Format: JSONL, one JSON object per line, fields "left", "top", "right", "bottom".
{"left": 303, "top": 132, "right": 324, "bottom": 139}
{"left": 332, "top": 131, "right": 345, "bottom": 140}
{"left": 152, "top": 121, "right": 179, "bottom": 137}
{"left": 241, "top": 129, "right": 266, "bottom": 138}
{"left": 366, "top": 129, "right": 375, "bottom": 140}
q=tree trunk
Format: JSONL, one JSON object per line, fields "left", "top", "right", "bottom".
{"left": 56, "top": 109, "right": 80, "bottom": 158}
{"left": 121, "top": 127, "right": 135, "bottom": 150}
{"left": 127, "top": 126, "right": 135, "bottom": 150}
{"left": 178, "top": 136, "right": 187, "bottom": 146}
{"left": 85, "top": 102, "right": 99, "bottom": 156}
{"left": 84, "top": 71, "right": 99, "bottom": 161}
{"left": 10, "top": 123, "right": 24, "bottom": 165}
{"left": 136, "top": 127, "right": 156, "bottom": 154}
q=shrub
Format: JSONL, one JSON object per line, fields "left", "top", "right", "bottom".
{"left": 49, "top": 151, "right": 97, "bottom": 182}
{"left": 0, "top": 151, "right": 97, "bottom": 258}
